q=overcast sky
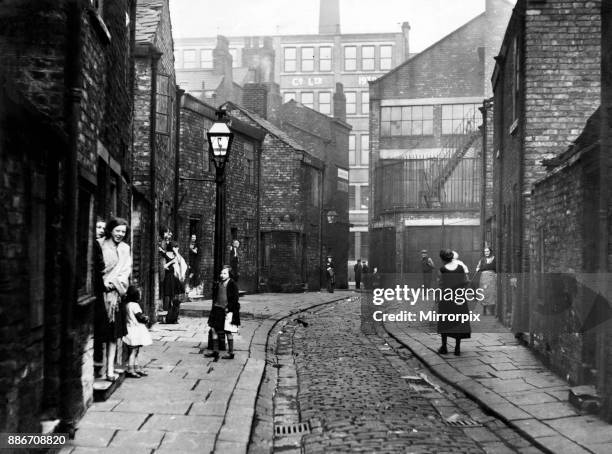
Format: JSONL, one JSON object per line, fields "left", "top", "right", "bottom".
{"left": 169, "top": 0, "right": 490, "bottom": 53}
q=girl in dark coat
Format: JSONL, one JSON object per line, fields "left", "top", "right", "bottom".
{"left": 437, "top": 248, "right": 471, "bottom": 356}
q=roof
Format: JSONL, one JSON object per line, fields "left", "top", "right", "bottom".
{"left": 135, "top": 0, "right": 165, "bottom": 45}
{"left": 199, "top": 73, "right": 224, "bottom": 91}
{"left": 225, "top": 102, "right": 305, "bottom": 152}
{"left": 371, "top": 12, "right": 485, "bottom": 86}
{"left": 233, "top": 67, "right": 251, "bottom": 86}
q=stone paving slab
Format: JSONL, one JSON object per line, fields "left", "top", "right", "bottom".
{"left": 382, "top": 297, "right": 612, "bottom": 454}
{"left": 66, "top": 291, "right": 346, "bottom": 453}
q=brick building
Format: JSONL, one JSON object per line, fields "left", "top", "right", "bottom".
{"left": 225, "top": 87, "right": 328, "bottom": 291}
{"left": 177, "top": 94, "right": 265, "bottom": 295}
{"left": 490, "top": 0, "right": 602, "bottom": 332}
{"left": 369, "top": 0, "right": 513, "bottom": 284}
{"left": 132, "top": 0, "right": 178, "bottom": 317}
{"left": 498, "top": 1, "right": 612, "bottom": 418}
{"left": 175, "top": 0, "right": 412, "bottom": 280}
{"left": 279, "top": 84, "right": 352, "bottom": 289}
{"left": 0, "top": 0, "right": 135, "bottom": 432}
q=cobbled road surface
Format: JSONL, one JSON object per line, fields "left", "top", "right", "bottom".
{"left": 282, "top": 297, "right": 543, "bottom": 454}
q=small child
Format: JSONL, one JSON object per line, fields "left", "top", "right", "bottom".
{"left": 123, "top": 285, "right": 152, "bottom": 378}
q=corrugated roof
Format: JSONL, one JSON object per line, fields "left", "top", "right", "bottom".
{"left": 226, "top": 102, "right": 305, "bottom": 152}
{"left": 135, "top": 0, "right": 165, "bottom": 45}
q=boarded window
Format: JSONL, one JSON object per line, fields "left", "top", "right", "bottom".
{"left": 156, "top": 74, "right": 170, "bottom": 134}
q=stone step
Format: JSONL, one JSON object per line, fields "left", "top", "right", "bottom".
{"left": 93, "top": 370, "right": 126, "bottom": 402}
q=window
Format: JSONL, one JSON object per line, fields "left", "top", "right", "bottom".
{"left": 346, "top": 92, "right": 356, "bottom": 115}
{"left": 229, "top": 48, "right": 239, "bottom": 67}
{"left": 360, "top": 185, "right": 369, "bottom": 209}
{"left": 283, "top": 92, "right": 296, "bottom": 103}
{"left": 349, "top": 185, "right": 356, "bottom": 210}
{"left": 301, "top": 47, "right": 314, "bottom": 72}
{"left": 361, "top": 91, "right": 369, "bottom": 115}
{"left": 183, "top": 49, "right": 197, "bottom": 69}
{"left": 362, "top": 46, "right": 375, "bottom": 70}
{"left": 156, "top": 74, "right": 170, "bottom": 134}
{"left": 245, "top": 142, "right": 256, "bottom": 185}
{"left": 380, "top": 105, "right": 434, "bottom": 136}
{"left": 284, "top": 47, "right": 296, "bottom": 72}
{"left": 380, "top": 45, "right": 392, "bottom": 70}
{"left": 320, "top": 46, "right": 332, "bottom": 71}
{"left": 301, "top": 92, "right": 314, "bottom": 109}
{"left": 200, "top": 49, "right": 213, "bottom": 68}
{"left": 344, "top": 46, "right": 357, "bottom": 71}
{"left": 349, "top": 135, "right": 356, "bottom": 165}
{"left": 442, "top": 104, "right": 480, "bottom": 135}
{"left": 360, "top": 232, "right": 369, "bottom": 259}
{"left": 175, "top": 50, "right": 183, "bottom": 69}
{"left": 318, "top": 92, "right": 331, "bottom": 114}
{"left": 311, "top": 169, "right": 321, "bottom": 206}
{"left": 360, "top": 135, "right": 369, "bottom": 165}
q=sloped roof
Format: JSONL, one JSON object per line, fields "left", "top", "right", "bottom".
{"left": 135, "top": 0, "right": 165, "bottom": 45}
{"left": 200, "top": 73, "right": 224, "bottom": 91}
{"left": 225, "top": 102, "right": 305, "bottom": 152}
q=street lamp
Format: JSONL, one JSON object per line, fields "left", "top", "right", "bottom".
{"left": 207, "top": 108, "right": 234, "bottom": 296}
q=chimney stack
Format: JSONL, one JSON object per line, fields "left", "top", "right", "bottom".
{"left": 333, "top": 82, "right": 346, "bottom": 122}
{"left": 402, "top": 22, "right": 411, "bottom": 61}
{"left": 319, "top": 0, "right": 340, "bottom": 35}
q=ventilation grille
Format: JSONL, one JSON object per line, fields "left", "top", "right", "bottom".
{"left": 275, "top": 422, "right": 311, "bottom": 437}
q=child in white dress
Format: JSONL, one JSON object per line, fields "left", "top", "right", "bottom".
{"left": 123, "top": 286, "right": 152, "bottom": 378}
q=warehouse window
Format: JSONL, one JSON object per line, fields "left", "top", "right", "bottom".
{"left": 183, "top": 49, "right": 197, "bottom": 69}
{"left": 200, "top": 49, "right": 213, "bottom": 69}
{"left": 283, "top": 92, "right": 296, "bottom": 103}
{"left": 362, "top": 46, "right": 375, "bottom": 70}
{"left": 381, "top": 105, "right": 434, "bottom": 136}
{"left": 361, "top": 91, "right": 369, "bottom": 115}
{"left": 320, "top": 46, "right": 332, "bottom": 71}
{"left": 301, "top": 47, "right": 315, "bottom": 72}
{"left": 380, "top": 45, "right": 392, "bottom": 70}
{"left": 349, "top": 135, "right": 356, "bottom": 165}
{"left": 284, "top": 47, "right": 296, "bottom": 72}
{"left": 156, "top": 74, "right": 170, "bottom": 134}
{"left": 441, "top": 104, "right": 480, "bottom": 135}
{"left": 344, "top": 46, "right": 357, "bottom": 71}
{"left": 360, "top": 135, "right": 369, "bottom": 165}
{"left": 319, "top": 92, "right": 331, "bottom": 114}
{"left": 346, "top": 92, "right": 356, "bottom": 115}
{"left": 301, "top": 92, "right": 314, "bottom": 109}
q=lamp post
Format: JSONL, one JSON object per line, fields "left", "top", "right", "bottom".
{"left": 207, "top": 109, "right": 234, "bottom": 297}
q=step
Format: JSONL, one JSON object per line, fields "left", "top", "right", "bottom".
{"left": 93, "top": 370, "right": 126, "bottom": 402}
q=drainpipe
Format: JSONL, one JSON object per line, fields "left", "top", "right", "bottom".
{"left": 61, "top": 0, "right": 84, "bottom": 431}
{"left": 173, "top": 87, "right": 184, "bottom": 235}
{"left": 255, "top": 143, "right": 262, "bottom": 292}
{"left": 149, "top": 48, "right": 162, "bottom": 316}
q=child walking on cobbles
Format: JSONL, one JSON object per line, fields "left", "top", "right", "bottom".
{"left": 123, "top": 285, "right": 152, "bottom": 378}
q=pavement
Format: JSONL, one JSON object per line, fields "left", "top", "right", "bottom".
{"left": 60, "top": 291, "right": 346, "bottom": 454}
{"left": 379, "top": 295, "right": 612, "bottom": 454}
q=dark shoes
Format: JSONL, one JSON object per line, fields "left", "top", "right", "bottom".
{"left": 438, "top": 346, "right": 448, "bottom": 354}
{"left": 221, "top": 353, "right": 235, "bottom": 360}
{"left": 125, "top": 371, "right": 140, "bottom": 379}
{"left": 205, "top": 351, "right": 220, "bottom": 361}
{"left": 135, "top": 369, "right": 148, "bottom": 377}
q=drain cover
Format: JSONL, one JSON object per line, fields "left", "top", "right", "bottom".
{"left": 275, "top": 422, "right": 311, "bottom": 437}
{"left": 445, "top": 417, "right": 483, "bottom": 428}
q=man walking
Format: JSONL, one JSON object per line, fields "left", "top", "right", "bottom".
{"left": 421, "top": 250, "right": 435, "bottom": 289}
{"left": 354, "top": 259, "right": 363, "bottom": 289}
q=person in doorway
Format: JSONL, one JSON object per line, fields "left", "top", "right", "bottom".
{"left": 97, "top": 217, "right": 132, "bottom": 381}
{"left": 421, "top": 250, "right": 435, "bottom": 289}
{"left": 325, "top": 256, "right": 335, "bottom": 293}
{"left": 187, "top": 234, "right": 200, "bottom": 293}
{"left": 437, "top": 249, "right": 471, "bottom": 356}
{"left": 354, "top": 259, "right": 363, "bottom": 289}
{"left": 205, "top": 266, "right": 240, "bottom": 360}
{"left": 122, "top": 285, "right": 152, "bottom": 378}
{"left": 362, "top": 261, "right": 370, "bottom": 289}
{"left": 158, "top": 226, "right": 173, "bottom": 309}
{"left": 93, "top": 218, "right": 106, "bottom": 378}
{"left": 229, "top": 239, "right": 240, "bottom": 282}
{"left": 370, "top": 266, "right": 381, "bottom": 289}
{"left": 475, "top": 247, "right": 497, "bottom": 316}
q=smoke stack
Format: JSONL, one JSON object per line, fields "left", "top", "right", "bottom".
{"left": 319, "top": 0, "right": 340, "bottom": 35}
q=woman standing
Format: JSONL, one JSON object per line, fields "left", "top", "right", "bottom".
{"left": 437, "top": 249, "right": 471, "bottom": 356}
{"left": 162, "top": 241, "right": 187, "bottom": 323}
{"left": 187, "top": 234, "right": 200, "bottom": 293}
{"left": 97, "top": 217, "right": 132, "bottom": 381}
{"left": 476, "top": 247, "right": 497, "bottom": 316}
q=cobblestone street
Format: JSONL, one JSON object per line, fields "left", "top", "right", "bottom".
{"left": 268, "top": 297, "right": 543, "bottom": 453}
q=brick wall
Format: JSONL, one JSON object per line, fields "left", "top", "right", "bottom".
{"left": 0, "top": 0, "right": 135, "bottom": 432}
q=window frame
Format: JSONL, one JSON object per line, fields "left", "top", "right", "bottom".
{"left": 301, "top": 91, "right": 314, "bottom": 109}
{"left": 284, "top": 47, "right": 297, "bottom": 72}
{"left": 380, "top": 45, "right": 393, "bottom": 70}
{"left": 283, "top": 92, "right": 296, "bottom": 103}
{"left": 345, "top": 91, "right": 356, "bottom": 115}
{"left": 301, "top": 47, "right": 315, "bottom": 72}
{"left": 156, "top": 73, "right": 171, "bottom": 135}
{"left": 361, "top": 91, "right": 369, "bottom": 115}
{"left": 360, "top": 134, "right": 369, "bottom": 166}
{"left": 183, "top": 49, "right": 197, "bottom": 69}
{"left": 318, "top": 91, "right": 331, "bottom": 114}
{"left": 344, "top": 46, "right": 357, "bottom": 71}
{"left": 380, "top": 105, "right": 434, "bottom": 137}
{"left": 200, "top": 48, "right": 213, "bottom": 69}
{"left": 361, "top": 45, "right": 375, "bottom": 71}
{"left": 319, "top": 46, "right": 332, "bottom": 71}
{"left": 349, "top": 135, "right": 356, "bottom": 165}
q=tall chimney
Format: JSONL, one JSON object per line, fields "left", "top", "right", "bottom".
{"left": 319, "top": 0, "right": 340, "bottom": 35}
